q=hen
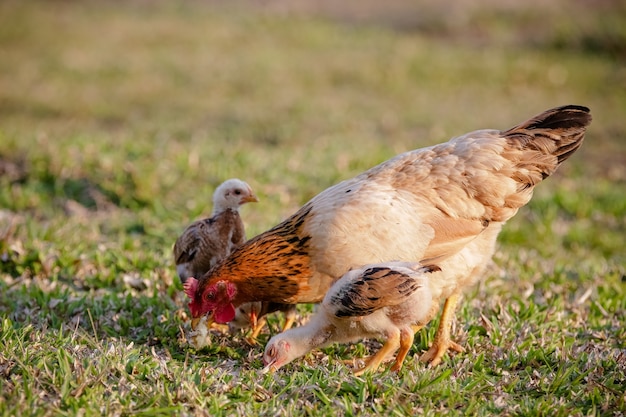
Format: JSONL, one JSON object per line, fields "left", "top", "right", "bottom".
{"left": 262, "top": 262, "right": 439, "bottom": 375}
{"left": 184, "top": 105, "right": 591, "bottom": 365}
{"left": 173, "top": 178, "right": 258, "bottom": 284}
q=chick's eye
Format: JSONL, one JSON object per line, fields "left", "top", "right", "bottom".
{"left": 234, "top": 189, "right": 241, "bottom": 195}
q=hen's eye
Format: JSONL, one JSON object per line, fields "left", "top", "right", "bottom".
{"left": 206, "top": 292, "right": 215, "bottom": 300}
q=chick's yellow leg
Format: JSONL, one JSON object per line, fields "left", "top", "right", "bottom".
{"left": 281, "top": 305, "right": 297, "bottom": 332}
{"left": 420, "top": 292, "right": 465, "bottom": 366}
{"left": 245, "top": 316, "right": 268, "bottom": 346}
{"left": 390, "top": 327, "right": 414, "bottom": 373}
{"left": 353, "top": 332, "right": 400, "bottom": 376}
{"left": 342, "top": 354, "right": 394, "bottom": 367}
{"left": 344, "top": 326, "right": 419, "bottom": 370}
{"left": 411, "top": 324, "right": 424, "bottom": 334}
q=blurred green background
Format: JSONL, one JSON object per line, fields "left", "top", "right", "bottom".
{"left": 0, "top": 1, "right": 625, "bottom": 415}
{"left": 1, "top": 0, "right": 624, "bottom": 265}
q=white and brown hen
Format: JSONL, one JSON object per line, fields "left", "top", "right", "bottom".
{"left": 173, "top": 178, "right": 258, "bottom": 284}
{"left": 262, "top": 262, "right": 439, "bottom": 375}
{"left": 185, "top": 105, "right": 591, "bottom": 366}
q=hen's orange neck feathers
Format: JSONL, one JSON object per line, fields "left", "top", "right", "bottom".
{"left": 197, "top": 204, "right": 316, "bottom": 306}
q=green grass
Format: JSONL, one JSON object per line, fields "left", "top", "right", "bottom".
{"left": 1, "top": 1, "right": 625, "bottom": 416}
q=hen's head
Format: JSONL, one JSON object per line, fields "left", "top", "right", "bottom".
{"left": 183, "top": 277, "right": 238, "bottom": 327}
{"left": 262, "top": 335, "right": 293, "bottom": 373}
{"left": 212, "top": 179, "right": 259, "bottom": 214}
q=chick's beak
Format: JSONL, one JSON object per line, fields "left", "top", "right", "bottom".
{"left": 261, "top": 360, "right": 277, "bottom": 374}
{"left": 243, "top": 194, "right": 259, "bottom": 204}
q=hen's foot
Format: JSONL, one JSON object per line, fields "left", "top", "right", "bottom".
{"left": 420, "top": 292, "right": 464, "bottom": 366}
{"left": 419, "top": 338, "right": 464, "bottom": 367}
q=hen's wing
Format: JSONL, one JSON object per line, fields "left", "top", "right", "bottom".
{"left": 325, "top": 264, "right": 438, "bottom": 318}
{"left": 305, "top": 105, "right": 590, "bottom": 272}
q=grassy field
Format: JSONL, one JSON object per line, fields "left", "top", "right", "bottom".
{"left": 1, "top": 1, "right": 625, "bottom": 415}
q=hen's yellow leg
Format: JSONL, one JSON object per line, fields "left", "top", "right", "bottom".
{"left": 390, "top": 327, "right": 414, "bottom": 373}
{"left": 353, "top": 333, "right": 400, "bottom": 376}
{"left": 420, "top": 292, "right": 465, "bottom": 366}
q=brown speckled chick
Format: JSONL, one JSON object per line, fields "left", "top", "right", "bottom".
{"left": 173, "top": 178, "right": 258, "bottom": 284}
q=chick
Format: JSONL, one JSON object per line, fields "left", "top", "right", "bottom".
{"left": 174, "top": 178, "right": 258, "bottom": 284}
{"left": 174, "top": 178, "right": 257, "bottom": 347}
{"left": 262, "top": 262, "right": 439, "bottom": 375}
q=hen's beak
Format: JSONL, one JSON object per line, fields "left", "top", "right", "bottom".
{"left": 190, "top": 317, "right": 201, "bottom": 331}
{"left": 190, "top": 311, "right": 215, "bottom": 331}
